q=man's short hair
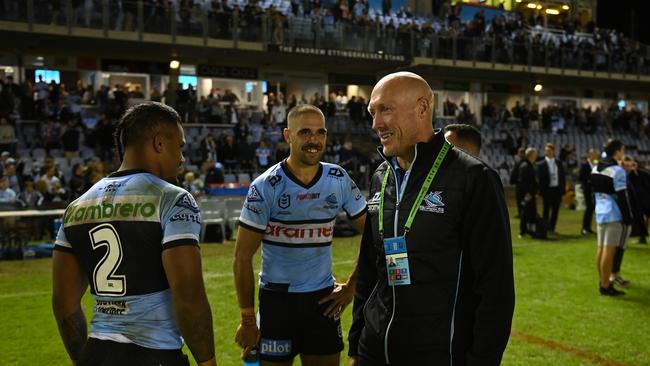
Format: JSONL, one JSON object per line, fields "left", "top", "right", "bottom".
{"left": 444, "top": 124, "right": 482, "bottom": 151}
{"left": 545, "top": 143, "right": 554, "bottom": 151}
{"left": 114, "top": 102, "right": 181, "bottom": 158}
{"left": 287, "top": 104, "right": 325, "bottom": 126}
{"left": 604, "top": 138, "right": 624, "bottom": 157}
{"left": 525, "top": 147, "right": 537, "bottom": 157}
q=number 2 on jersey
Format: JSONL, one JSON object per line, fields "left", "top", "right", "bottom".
{"left": 90, "top": 224, "right": 127, "bottom": 296}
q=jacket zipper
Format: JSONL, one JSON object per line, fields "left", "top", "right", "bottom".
{"left": 381, "top": 145, "right": 418, "bottom": 364}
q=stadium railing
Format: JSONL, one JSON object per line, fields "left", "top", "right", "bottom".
{"left": 2, "top": 0, "right": 649, "bottom": 76}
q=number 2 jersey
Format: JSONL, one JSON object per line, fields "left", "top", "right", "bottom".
{"left": 54, "top": 169, "right": 201, "bottom": 350}
{"left": 238, "top": 160, "right": 367, "bottom": 293}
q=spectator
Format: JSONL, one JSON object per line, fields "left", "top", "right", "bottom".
{"left": 518, "top": 147, "right": 539, "bottom": 238}
{"left": 182, "top": 171, "right": 204, "bottom": 197}
{"left": 218, "top": 135, "right": 237, "bottom": 171}
{"left": 68, "top": 163, "right": 87, "bottom": 200}
{"left": 200, "top": 132, "right": 219, "bottom": 162}
{"left": 2, "top": 158, "right": 21, "bottom": 193}
{"left": 0, "top": 175, "right": 16, "bottom": 205}
{"left": 255, "top": 139, "right": 271, "bottom": 169}
{"left": 39, "top": 165, "right": 62, "bottom": 195}
{"left": 537, "top": 143, "right": 566, "bottom": 235}
{"left": 0, "top": 117, "right": 17, "bottom": 154}
{"left": 60, "top": 120, "right": 82, "bottom": 159}
{"left": 17, "top": 179, "right": 44, "bottom": 208}
{"left": 579, "top": 149, "right": 599, "bottom": 235}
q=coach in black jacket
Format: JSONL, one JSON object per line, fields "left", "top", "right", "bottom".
{"left": 537, "top": 143, "right": 565, "bottom": 233}
{"left": 348, "top": 72, "right": 514, "bottom": 366}
{"left": 579, "top": 149, "right": 599, "bottom": 234}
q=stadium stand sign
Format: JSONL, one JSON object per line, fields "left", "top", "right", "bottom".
{"left": 275, "top": 45, "right": 406, "bottom": 62}
{"left": 197, "top": 65, "right": 258, "bottom": 80}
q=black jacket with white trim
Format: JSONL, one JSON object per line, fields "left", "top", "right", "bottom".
{"left": 349, "top": 131, "right": 515, "bottom": 365}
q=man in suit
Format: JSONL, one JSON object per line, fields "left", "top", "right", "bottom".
{"left": 537, "top": 143, "right": 566, "bottom": 234}
{"left": 518, "top": 147, "right": 538, "bottom": 238}
{"left": 579, "top": 149, "right": 599, "bottom": 235}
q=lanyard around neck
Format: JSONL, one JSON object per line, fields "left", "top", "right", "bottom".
{"left": 378, "top": 142, "right": 450, "bottom": 237}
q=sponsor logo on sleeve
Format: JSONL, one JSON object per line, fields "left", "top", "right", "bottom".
{"left": 245, "top": 203, "right": 262, "bottom": 215}
{"left": 170, "top": 213, "right": 202, "bottom": 224}
{"left": 367, "top": 192, "right": 381, "bottom": 213}
{"left": 247, "top": 185, "right": 264, "bottom": 202}
{"left": 176, "top": 193, "right": 200, "bottom": 213}
{"left": 260, "top": 339, "right": 292, "bottom": 357}
{"left": 269, "top": 175, "right": 282, "bottom": 188}
{"left": 327, "top": 167, "right": 345, "bottom": 178}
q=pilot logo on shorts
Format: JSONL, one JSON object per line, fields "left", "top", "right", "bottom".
{"left": 260, "top": 338, "right": 292, "bottom": 356}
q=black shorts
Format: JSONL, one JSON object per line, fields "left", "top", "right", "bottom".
{"left": 258, "top": 286, "right": 343, "bottom": 362}
{"left": 78, "top": 338, "right": 190, "bottom": 366}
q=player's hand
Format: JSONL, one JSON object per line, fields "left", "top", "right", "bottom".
{"left": 235, "top": 322, "right": 260, "bottom": 352}
{"left": 318, "top": 282, "right": 354, "bottom": 318}
{"left": 348, "top": 356, "right": 359, "bottom": 366}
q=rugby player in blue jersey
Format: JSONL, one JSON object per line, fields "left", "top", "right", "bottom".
{"left": 52, "top": 102, "right": 216, "bottom": 366}
{"left": 234, "top": 104, "right": 367, "bottom": 366}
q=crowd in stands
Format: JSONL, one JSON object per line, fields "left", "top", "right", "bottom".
{"left": 0, "top": 74, "right": 373, "bottom": 213}
{"left": 3, "top": 0, "right": 648, "bottom": 72}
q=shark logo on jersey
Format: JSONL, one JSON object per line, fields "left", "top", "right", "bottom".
{"left": 278, "top": 193, "right": 291, "bottom": 209}
{"left": 420, "top": 191, "right": 445, "bottom": 213}
{"left": 247, "top": 185, "right": 264, "bottom": 202}
{"left": 175, "top": 193, "right": 200, "bottom": 213}
{"left": 324, "top": 193, "right": 339, "bottom": 209}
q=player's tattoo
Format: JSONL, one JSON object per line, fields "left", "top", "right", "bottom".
{"left": 178, "top": 306, "right": 215, "bottom": 363}
{"left": 57, "top": 308, "right": 87, "bottom": 361}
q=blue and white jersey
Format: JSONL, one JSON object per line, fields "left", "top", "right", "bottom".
{"left": 239, "top": 161, "right": 367, "bottom": 293}
{"left": 592, "top": 163, "right": 627, "bottom": 224}
{"left": 54, "top": 170, "right": 201, "bottom": 350}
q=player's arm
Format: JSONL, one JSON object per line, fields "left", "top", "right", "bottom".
{"left": 233, "top": 225, "right": 264, "bottom": 356}
{"left": 52, "top": 250, "right": 89, "bottom": 364}
{"left": 348, "top": 213, "right": 377, "bottom": 362}
{"left": 319, "top": 212, "right": 366, "bottom": 317}
{"left": 162, "top": 245, "right": 216, "bottom": 366}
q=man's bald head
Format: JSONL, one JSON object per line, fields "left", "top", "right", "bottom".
{"left": 374, "top": 72, "right": 434, "bottom": 111}
{"left": 369, "top": 72, "right": 435, "bottom": 160}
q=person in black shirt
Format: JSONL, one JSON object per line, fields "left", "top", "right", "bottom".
{"left": 518, "top": 147, "right": 539, "bottom": 237}
{"left": 579, "top": 149, "right": 599, "bottom": 234}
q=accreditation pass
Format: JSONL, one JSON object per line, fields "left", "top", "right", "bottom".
{"left": 384, "top": 236, "right": 411, "bottom": 286}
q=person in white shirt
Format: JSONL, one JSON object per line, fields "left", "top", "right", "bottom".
{"left": 536, "top": 143, "right": 566, "bottom": 234}
{"left": 0, "top": 175, "right": 16, "bottom": 204}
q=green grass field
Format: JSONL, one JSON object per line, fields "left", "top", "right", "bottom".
{"left": 1, "top": 203, "right": 649, "bottom": 366}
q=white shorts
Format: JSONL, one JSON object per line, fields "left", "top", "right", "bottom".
{"left": 597, "top": 222, "right": 631, "bottom": 248}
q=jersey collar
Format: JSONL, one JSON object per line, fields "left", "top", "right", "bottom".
{"left": 109, "top": 169, "right": 152, "bottom": 178}
{"left": 280, "top": 159, "right": 323, "bottom": 189}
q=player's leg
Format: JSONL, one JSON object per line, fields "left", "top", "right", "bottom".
{"left": 300, "top": 353, "right": 340, "bottom": 366}
{"left": 300, "top": 287, "right": 344, "bottom": 366}
{"left": 258, "top": 288, "right": 299, "bottom": 366}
